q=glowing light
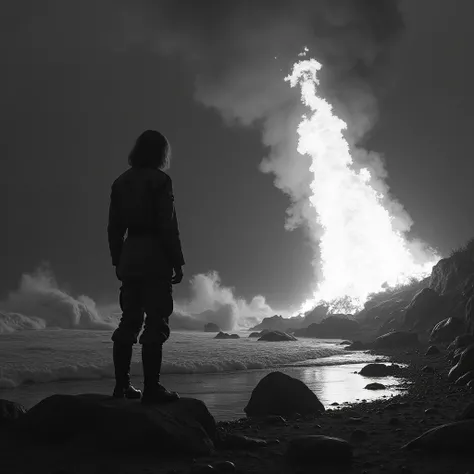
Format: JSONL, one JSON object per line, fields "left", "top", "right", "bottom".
{"left": 286, "top": 56, "right": 439, "bottom": 313}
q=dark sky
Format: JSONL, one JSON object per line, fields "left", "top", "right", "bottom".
{"left": 1, "top": 0, "right": 474, "bottom": 315}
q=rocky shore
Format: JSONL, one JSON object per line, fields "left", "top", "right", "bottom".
{"left": 2, "top": 340, "right": 474, "bottom": 474}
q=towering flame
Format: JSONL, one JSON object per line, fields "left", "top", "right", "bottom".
{"left": 286, "top": 55, "right": 439, "bottom": 314}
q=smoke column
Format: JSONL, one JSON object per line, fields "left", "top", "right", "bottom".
{"left": 123, "top": 0, "right": 438, "bottom": 311}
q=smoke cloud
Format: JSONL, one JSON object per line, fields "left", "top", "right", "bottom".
{"left": 119, "top": 0, "right": 411, "bottom": 293}
{"left": 0, "top": 266, "right": 275, "bottom": 333}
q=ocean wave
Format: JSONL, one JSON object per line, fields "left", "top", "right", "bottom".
{"left": 0, "top": 347, "right": 351, "bottom": 389}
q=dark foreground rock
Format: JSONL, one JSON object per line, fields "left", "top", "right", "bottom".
{"left": 214, "top": 332, "right": 240, "bottom": 339}
{"left": 286, "top": 435, "right": 352, "bottom": 464}
{"left": 19, "top": 394, "right": 216, "bottom": 455}
{"left": 402, "top": 420, "right": 474, "bottom": 453}
{"left": 257, "top": 330, "right": 297, "bottom": 341}
{"left": 244, "top": 371, "right": 324, "bottom": 417}
{"left": 0, "top": 399, "right": 27, "bottom": 428}
{"left": 372, "top": 331, "right": 419, "bottom": 349}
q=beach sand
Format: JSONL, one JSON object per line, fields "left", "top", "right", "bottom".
{"left": 2, "top": 344, "right": 473, "bottom": 474}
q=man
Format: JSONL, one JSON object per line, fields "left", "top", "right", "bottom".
{"left": 107, "top": 130, "right": 185, "bottom": 404}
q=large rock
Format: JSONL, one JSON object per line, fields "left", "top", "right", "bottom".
{"left": 286, "top": 435, "right": 352, "bottom": 464}
{"left": 402, "top": 420, "right": 474, "bottom": 453}
{"left": 404, "top": 288, "right": 442, "bottom": 331}
{"left": 448, "top": 334, "right": 474, "bottom": 352}
{"left": 244, "top": 371, "right": 324, "bottom": 417}
{"left": 250, "top": 315, "right": 305, "bottom": 332}
{"left": 204, "top": 322, "right": 221, "bottom": 333}
{"left": 359, "top": 363, "right": 398, "bottom": 377}
{"left": 293, "top": 316, "right": 359, "bottom": 339}
{"left": 248, "top": 329, "right": 269, "bottom": 338}
{"left": 0, "top": 399, "right": 27, "bottom": 427}
{"left": 449, "top": 344, "right": 474, "bottom": 381}
{"left": 430, "top": 317, "right": 465, "bottom": 343}
{"left": 372, "top": 331, "right": 419, "bottom": 349}
{"left": 344, "top": 340, "right": 366, "bottom": 351}
{"left": 258, "top": 330, "right": 297, "bottom": 342}
{"left": 214, "top": 332, "right": 240, "bottom": 339}
{"left": 19, "top": 394, "right": 216, "bottom": 455}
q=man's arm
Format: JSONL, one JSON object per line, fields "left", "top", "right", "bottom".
{"left": 107, "top": 182, "right": 127, "bottom": 267}
{"left": 155, "top": 175, "right": 185, "bottom": 271}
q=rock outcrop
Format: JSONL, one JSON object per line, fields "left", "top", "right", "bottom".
{"left": 250, "top": 315, "right": 305, "bottom": 332}
{"left": 0, "top": 399, "right": 26, "bottom": 428}
{"left": 430, "top": 317, "right": 465, "bottom": 343}
{"left": 19, "top": 394, "right": 216, "bottom": 455}
{"left": 257, "top": 330, "right": 297, "bottom": 342}
{"left": 371, "top": 331, "right": 419, "bottom": 349}
{"left": 244, "top": 372, "right": 324, "bottom": 417}
{"left": 359, "top": 363, "right": 399, "bottom": 377}
{"left": 293, "top": 315, "right": 359, "bottom": 339}
{"left": 214, "top": 332, "right": 240, "bottom": 339}
{"left": 204, "top": 322, "right": 221, "bottom": 333}
{"left": 403, "top": 288, "right": 443, "bottom": 332}
{"left": 248, "top": 329, "right": 269, "bottom": 338}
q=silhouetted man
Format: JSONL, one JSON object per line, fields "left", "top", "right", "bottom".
{"left": 107, "top": 130, "right": 185, "bottom": 404}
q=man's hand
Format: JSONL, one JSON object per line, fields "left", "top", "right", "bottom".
{"left": 172, "top": 266, "right": 183, "bottom": 285}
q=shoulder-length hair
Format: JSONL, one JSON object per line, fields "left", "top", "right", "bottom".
{"left": 128, "top": 130, "right": 171, "bottom": 170}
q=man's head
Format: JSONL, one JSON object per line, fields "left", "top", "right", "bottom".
{"left": 128, "top": 130, "right": 171, "bottom": 170}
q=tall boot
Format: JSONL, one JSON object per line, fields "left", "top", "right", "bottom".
{"left": 112, "top": 342, "right": 142, "bottom": 399}
{"left": 141, "top": 344, "right": 179, "bottom": 404}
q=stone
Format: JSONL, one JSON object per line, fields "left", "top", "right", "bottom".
{"left": 0, "top": 399, "right": 27, "bottom": 427}
{"left": 340, "top": 340, "right": 352, "bottom": 345}
{"left": 372, "top": 331, "right": 419, "bottom": 349}
{"left": 286, "top": 435, "right": 352, "bottom": 464}
{"left": 430, "top": 317, "right": 466, "bottom": 343}
{"left": 248, "top": 330, "right": 269, "bottom": 338}
{"left": 421, "top": 366, "right": 435, "bottom": 373}
{"left": 365, "top": 383, "right": 386, "bottom": 390}
{"left": 204, "top": 323, "right": 221, "bottom": 333}
{"left": 214, "top": 332, "right": 240, "bottom": 339}
{"left": 257, "top": 330, "right": 297, "bottom": 342}
{"left": 402, "top": 420, "right": 474, "bottom": 453}
{"left": 217, "top": 433, "right": 267, "bottom": 450}
{"left": 359, "top": 363, "right": 397, "bottom": 377}
{"left": 344, "top": 340, "right": 365, "bottom": 351}
{"left": 425, "top": 345, "right": 440, "bottom": 356}
{"left": 244, "top": 372, "right": 324, "bottom": 417}
{"left": 455, "top": 370, "right": 474, "bottom": 386}
{"left": 19, "top": 394, "right": 216, "bottom": 455}
{"left": 449, "top": 343, "right": 474, "bottom": 381}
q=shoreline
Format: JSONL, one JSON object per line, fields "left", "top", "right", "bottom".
{"left": 2, "top": 342, "right": 473, "bottom": 473}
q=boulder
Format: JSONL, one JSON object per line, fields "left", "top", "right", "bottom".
{"left": 214, "top": 332, "right": 240, "bottom": 339}
{"left": 257, "top": 330, "right": 297, "bottom": 342}
{"left": 448, "top": 344, "right": 474, "bottom": 382}
{"left": 402, "top": 420, "right": 474, "bottom": 453}
{"left": 248, "top": 330, "right": 269, "bottom": 338}
{"left": 286, "top": 435, "right": 352, "bottom": 464}
{"left": 403, "top": 288, "right": 443, "bottom": 331}
{"left": 430, "top": 317, "right": 465, "bottom": 343}
{"left": 425, "top": 345, "right": 440, "bottom": 356}
{"left": 340, "top": 340, "right": 352, "bottom": 345}
{"left": 455, "top": 370, "right": 474, "bottom": 386}
{"left": 293, "top": 316, "right": 359, "bottom": 339}
{"left": 372, "top": 331, "right": 419, "bottom": 349}
{"left": 204, "top": 322, "right": 221, "bottom": 333}
{"left": 19, "top": 394, "right": 216, "bottom": 455}
{"left": 364, "top": 383, "right": 386, "bottom": 390}
{"left": 244, "top": 371, "right": 324, "bottom": 417}
{"left": 344, "top": 340, "right": 366, "bottom": 351}
{"left": 0, "top": 399, "right": 27, "bottom": 427}
{"left": 448, "top": 334, "right": 474, "bottom": 352}
{"left": 359, "top": 363, "right": 398, "bottom": 377}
